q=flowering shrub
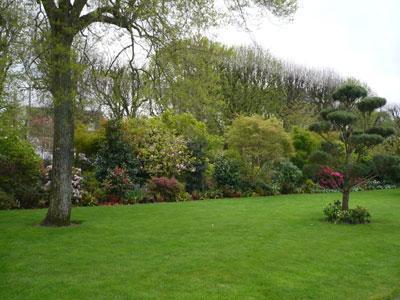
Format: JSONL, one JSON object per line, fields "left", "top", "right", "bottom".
{"left": 317, "top": 166, "right": 344, "bottom": 189}
{"left": 147, "top": 177, "right": 184, "bottom": 202}
{"left": 43, "top": 165, "right": 83, "bottom": 205}
{"left": 323, "top": 200, "right": 371, "bottom": 224}
{"left": 102, "top": 167, "right": 133, "bottom": 204}
{"left": 124, "top": 118, "right": 194, "bottom": 178}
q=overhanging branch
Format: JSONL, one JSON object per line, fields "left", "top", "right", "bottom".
{"left": 76, "top": 6, "right": 129, "bottom": 32}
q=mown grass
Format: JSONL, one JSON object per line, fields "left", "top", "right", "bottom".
{"left": 1, "top": 189, "right": 400, "bottom": 299}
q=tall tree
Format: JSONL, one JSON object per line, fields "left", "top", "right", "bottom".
{"left": 32, "top": 0, "right": 297, "bottom": 226}
{"left": 89, "top": 63, "right": 145, "bottom": 119}
{"left": 0, "top": 0, "right": 24, "bottom": 101}
{"left": 148, "top": 36, "right": 233, "bottom": 133}
{"left": 219, "top": 46, "right": 282, "bottom": 121}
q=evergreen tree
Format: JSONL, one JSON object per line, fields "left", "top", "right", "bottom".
{"left": 310, "top": 83, "right": 393, "bottom": 210}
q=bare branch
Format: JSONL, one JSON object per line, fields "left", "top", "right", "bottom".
{"left": 39, "top": 0, "right": 57, "bottom": 21}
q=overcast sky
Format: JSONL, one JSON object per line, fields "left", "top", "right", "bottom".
{"left": 214, "top": 0, "right": 400, "bottom": 104}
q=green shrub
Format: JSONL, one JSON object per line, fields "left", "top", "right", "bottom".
{"left": 372, "top": 155, "right": 400, "bottom": 184}
{"left": 323, "top": 200, "right": 371, "bottom": 224}
{"left": 212, "top": 154, "right": 241, "bottom": 191}
{"left": 125, "top": 186, "right": 146, "bottom": 204}
{"left": 253, "top": 180, "right": 278, "bottom": 196}
{"left": 75, "top": 122, "right": 105, "bottom": 160}
{"left": 198, "top": 189, "right": 224, "bottom": 200}
{"left": 161, "top": 111, "right": 221, "bottom": 192}
{"left": 0, "top": 134, "right": 42, "bottom": 208}
{"left": 291, "top": 126, "right": 320, "bottom": 169}
{"left": 124, "top": 117, "right": 194, "bottom": 179}
{"left": 95, "top": 120, "right": 139, "bottom": 181}
{"left": 349, "top": 206, "right": 372, "bottom": 224}
{"left": 82, "top": 171, "right": 101, "bottom": 192}
{"left": 323, "top": 200, "right": 344, "bottom": 223}
{"left": 303, "top": 179, "right": 317, "bottom": 193}
{"left": 0, "top": 189, "right": 17, "bottom": 210}
{"left": 81, "top": 171, "right": 104, "bottom": 205}
{"left": 302, "top": 162, "right": 323, "bottom": 182}
{"left": 273, "top": 161, "right": 303, "bottom": 194}
{"left": 176, "top": 191, "right": 191, "bottom": 202}
{"left": 226, "top": 116, "right": 294, "bottom": 168}
{"left": 81, "top": 191, "right": 98, "bottom": 206}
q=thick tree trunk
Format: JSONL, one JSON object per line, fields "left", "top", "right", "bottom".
{"left": 42, "top": 32, "right": 75, "bottom": 227}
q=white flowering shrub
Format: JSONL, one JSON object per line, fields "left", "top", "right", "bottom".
{"left": 44, "top": 165, "right": 83, "bottom": 204}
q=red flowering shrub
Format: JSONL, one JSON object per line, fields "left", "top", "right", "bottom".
{"left": 102, "top": 167, "right": 133, "bottom": 204}
{"left": 147, "top": 177, "right": 184, "bottom": 202}
{"left": 317, "top": 166, "right": 344, "bottom": 189}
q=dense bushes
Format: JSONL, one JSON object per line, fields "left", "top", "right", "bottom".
{"left": 317, "top": 166, "right": 344, "bottom": 189}
{"left": 43, "top": 165, "right": 83, "bottom": 205}
{"left": 1, "top": 110, "right": 400, "bottom": 210}
{"left": 124, "top": 117, "right": 194, "bottom": 178}
{"left": 213, "top": 154, "right": 242, "bottom": 192}
{"left": 226, "top": 116, "right": 294, "bottom": 169}
{"left": 103, "top": 167, "right": 133, "bottom": 204}
{"left": 291, "top": 127, "right": 320, "bottom": 169}
{"left": 0, "top": 133, "right": 42, "bottom": 208}
{"left": 74, "top": 122, "right": 105, "bottom": 169}
{"left": 372, "top": 155, "right": 400, "bottom": 184}
{"left": 323, "top": 200, "right": 371, "bottom": 224}
{"left": 273, "top": 161, "right": 303, "bottom": 194}
{"left": 147, "top": 177, "right": 187, "bottom": 202}
{"left": 0, "top": 188, "right": 16, "bottom": 210}
{"left": 95, "top": 120, "right": 139, "bottom": 181}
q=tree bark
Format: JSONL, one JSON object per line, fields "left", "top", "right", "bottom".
{"left": 341, "top": 140, "right": 351, "bottom": 211}
{"left": 342, "top": 187, "right": 350, "bottom": 211}
{"left": 42, "top": 30, "right": 75, "bottom": 226}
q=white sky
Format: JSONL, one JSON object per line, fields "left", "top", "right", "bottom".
{"left": 214, "top": 0, "right": 400, "bottom": 104}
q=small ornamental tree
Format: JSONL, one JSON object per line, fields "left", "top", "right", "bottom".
{"left": 95, "top": 120, "right": 139, "bottom": 182}
{"left": 310, "top": 83, "right": 393, "bottom": 211}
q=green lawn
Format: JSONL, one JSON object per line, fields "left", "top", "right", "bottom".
{"left": 1, "top": 190, "right": 400, "bottom": 300}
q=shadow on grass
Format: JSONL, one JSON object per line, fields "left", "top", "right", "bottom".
{"left": 33, "top": 219, "right": 84, "bottom": 228}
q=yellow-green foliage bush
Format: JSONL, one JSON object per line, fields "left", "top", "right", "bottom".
{"left": 226, "top": 115, "right": 294, "bottom": 169}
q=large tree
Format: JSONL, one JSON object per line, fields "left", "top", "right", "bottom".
{"left": 148, "top": 36, "right": 232, "bottom": 133}
{"left": 0, "top": 0, "right": 27, "bottom": 101}
{"left": 32, "top": 0, "right": 297, "bottom": 226}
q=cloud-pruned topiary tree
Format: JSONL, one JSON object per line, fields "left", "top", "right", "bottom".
{"left": 310, "top": 83, "right": 393, "bottom": 211}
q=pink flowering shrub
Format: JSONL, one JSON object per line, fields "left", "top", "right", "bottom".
{"left": 317, "top": 166, "right": 344, "bottom": 189}
{"left": 147, "top": 177, "right": 184, "bottom": 202}
{"left": 102, "top": 167, "right": 133, "bottom": 204}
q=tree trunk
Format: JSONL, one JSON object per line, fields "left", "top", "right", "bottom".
{"left": 42, "top": 32, "right": 75, "bottom": 226}
{"left": 342, "top": 187, "right": 350, "bottom": 211}
{"left": 341, "top": 143, "right": 352, "bottom": 211}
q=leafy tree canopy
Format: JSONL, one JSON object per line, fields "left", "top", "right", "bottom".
{"left": 226, "top": 115, "right": 294, "bottom": 169}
